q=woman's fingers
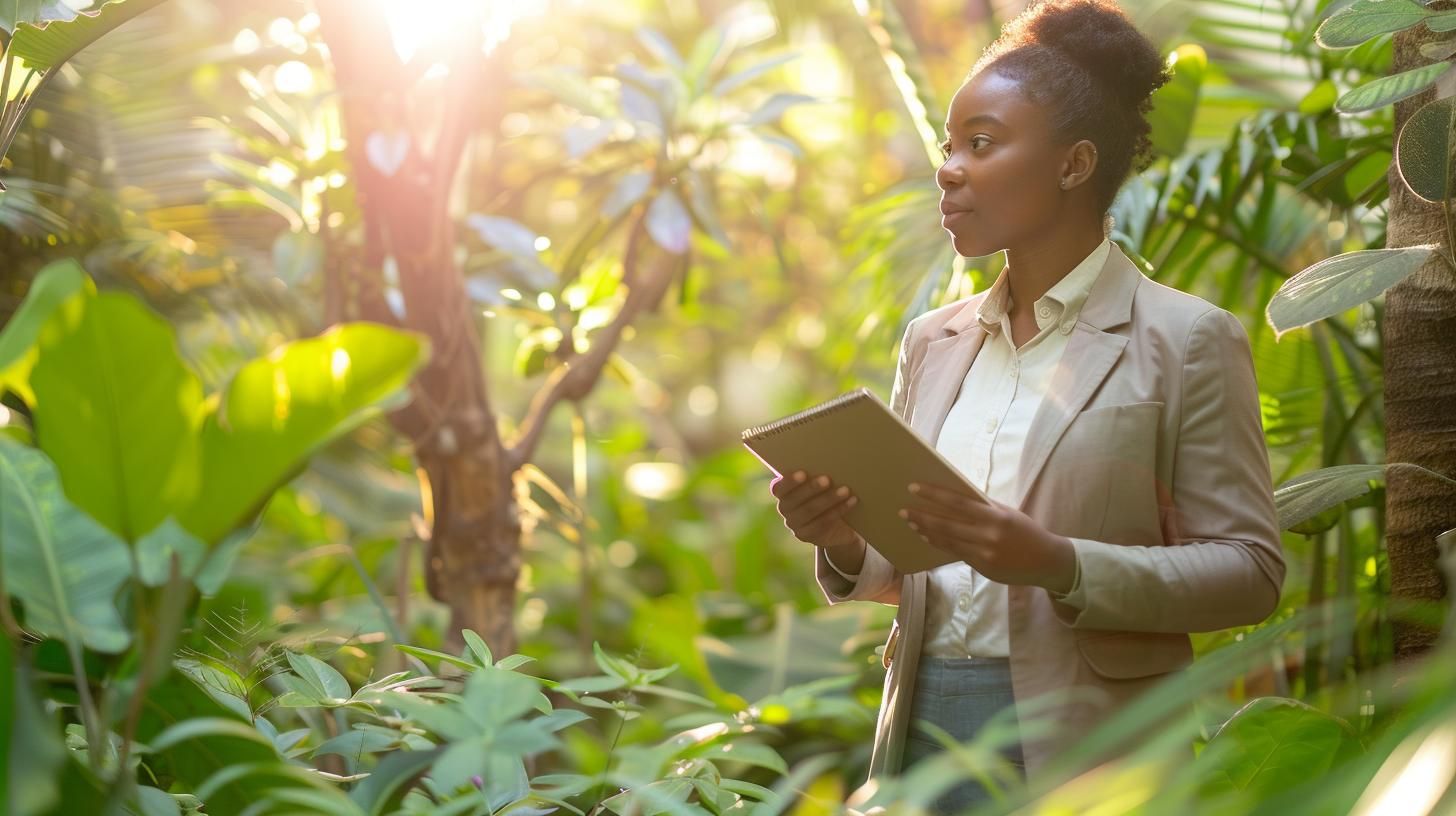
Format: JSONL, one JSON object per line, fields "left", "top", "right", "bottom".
{"left": 778, "top": 474, "right": 835, "bottom": 512}
{"left": 770, "top": 470, "right": 809, "bottom": 499}
{"left": 795, "top": 489, "right": 859, "bottom": 539}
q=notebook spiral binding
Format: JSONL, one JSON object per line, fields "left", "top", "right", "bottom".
{"left": 740, "top": 387, "right": 872, "bottom": 441}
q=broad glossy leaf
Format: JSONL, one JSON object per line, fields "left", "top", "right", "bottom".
{"left": 177, "top": 323, "right": 426, "bottom": 544}
{"left": 1314, "top": 0, "right": 1429, "bottom": 49}
{"left": 1396, "top": 97, "right": 1456, "bottom": 203}
{"left": 31, "top": 290, "right": 204, "bottom": 541}
{"left": 0, "top": 437, "right": 130, "bottom": 652}
{"left": 134, "top": 518, "right": 206, "bottom": 587}
{"left": 1274, "top": 464, "right": 1384, "bottom": 531}
{"left": 1149, "top": 44, "right": 1206, "bottom": 158}
{"left": 8, "top": 0, "right": 169, "bottom": 70}
{"left": 1335, "top": 62, "right": 1453, "bottom": 113}
{"left": 0, "top": 259, "right": 91, "bottom": 406}
{"left": 1200, "top": 697, "right": 1361, "bottom": 799}
{"left": 1266, "top": 247, "right": 1437, "bottom": 337}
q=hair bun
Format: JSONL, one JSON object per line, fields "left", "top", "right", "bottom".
{"left": 1022, "top": 0, "right": 1168, "bottom": 108}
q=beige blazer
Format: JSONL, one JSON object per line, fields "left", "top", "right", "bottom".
{"left": 815, "top": 241, "right": 1286, "bottom": 784}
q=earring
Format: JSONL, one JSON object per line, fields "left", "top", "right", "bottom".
{"left": 1059, "top": 179, "right": 1068, "bottom": 189}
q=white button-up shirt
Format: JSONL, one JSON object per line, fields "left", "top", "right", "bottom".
{"left": 828, "top": 238, "right": 1107, "bottom": 657}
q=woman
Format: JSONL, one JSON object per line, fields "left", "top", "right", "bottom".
{"left": 769, "top": 0, "right": 1286, "bottom": 810}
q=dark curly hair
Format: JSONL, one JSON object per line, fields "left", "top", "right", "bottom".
{"left": 968, "top": 0, "right": 1171, "bottom": 214}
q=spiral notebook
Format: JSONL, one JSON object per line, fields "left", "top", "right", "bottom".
{"left": 742, "top": 387, "right": 990, "bottom": 574}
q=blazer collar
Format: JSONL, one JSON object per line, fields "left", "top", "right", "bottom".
{"left": 907, "top": 240, "right": 1145, "bottom": 512}
{"left": 938, "top": 240, "right": 1142, "bottom": 337}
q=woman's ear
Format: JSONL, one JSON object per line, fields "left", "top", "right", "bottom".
{"left": 1059, "top": 140, "right": 1099, "bottom": 190}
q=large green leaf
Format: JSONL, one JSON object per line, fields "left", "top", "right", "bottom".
{"left": 1396, "top": 97, "right": 1456, "bottom": 203}
{"left": 1274, "top": 464, "right": 1384, "bottom": 531}
{"left": 0, "top": 436, "right": 130, "bottom": 653}
{"left": 1314, "top": 0, "right": 1430, "bottom": 49}
{"left": 0, "top": 259, "right": 91, "bottom": 406}
{"left": 1149, "top": 44, "right": 1207, "bottom": 158}
{"left": 178, "top": 323, "right": 427, "bottom": 544}
{"left": 1266, "top": 246, "right": 1438, "bottom": 337}
{"left": 1335, "top": 61, "right": 1454, "bottom": 113}
{"left": 31, "top": 290, "right": 204, "bottom": 542}
{"left": 1199, "top": 698, "right": 1362, "bottom": 801}
{"left": 7, "top": 0, "right": 170, "bottom": 71}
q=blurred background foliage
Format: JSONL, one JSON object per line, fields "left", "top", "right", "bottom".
{"left": 2, "top": 0, "right": 1454, "bottom": 812}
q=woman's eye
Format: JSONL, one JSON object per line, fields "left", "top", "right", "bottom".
{"left": 939, "top": 138, "right": 952, "bottom": 159}
{"left": 969, "top": 135, "right": 990, "bottom": 150}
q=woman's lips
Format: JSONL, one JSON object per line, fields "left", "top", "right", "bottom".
{"left": 941, "top": 209, "right": 972, "bottom": 227}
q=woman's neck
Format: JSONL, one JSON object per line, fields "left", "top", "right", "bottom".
{"left": 1003, "top": 221, "right": 1106, "bottom": 319}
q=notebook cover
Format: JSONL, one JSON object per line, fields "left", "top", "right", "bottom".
{"left": 742, "top": 387, "right": 990, "bottom": 574}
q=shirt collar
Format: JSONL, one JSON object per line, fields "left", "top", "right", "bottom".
{"left": 975, "top": 237, "right": 1112, "bottom": 336}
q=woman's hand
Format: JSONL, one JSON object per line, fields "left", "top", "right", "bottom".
{"left": 899, "top": 481, "right": 1077, "bottom": 592}
{"left": 771, "top": 471, "right": 863, "bottom": 554}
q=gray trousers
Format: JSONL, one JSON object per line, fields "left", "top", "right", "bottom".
{"left": 899, "top": 656, "right": 1026, "bottom": 814}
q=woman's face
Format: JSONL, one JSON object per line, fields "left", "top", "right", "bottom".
{"left": 935, "top": 70, "right": 1067, "bottom": 258}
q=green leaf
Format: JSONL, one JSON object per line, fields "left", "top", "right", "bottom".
{"left": 178, "top": 322, "right": 427, "bottom": 544}
{"left": 1199, "top": 697, "right": 1361, "bottom": 799}
{"left": 134, "top": 518, "right": 207, "bottom": 587}
{"left": 1299, "top": 79, "right": 1339, "bottom": 115}
{"left": 462, "top": 629, "right": 493, "bottom": 667}
{"left": 1275, "top": 464, "right": 1385, "bottom": 531}
{"left": 688, "top": 742, "right": 788, "bottom": 775}
{"left": 593, "top": 641, "right": 637, "bottom": 681}
{"left": 1149, "top": 44, "right": 1206, "bottom": 158}
{"left": 0, "top": 437, "right": 130, "bottom": 652}
{"left": 1266, "top": 246, "right": 1438, "bottom": 336}
{"left": 1427, "top": 10, "right": 1456, "bottom": 31}
{"left": 462, "top": 667, "right": 541, "bottom": 729}
{"left": 1396, "top": 97, "right": 1456, "bottom": 203}
{"left": 8, "top": 0, "right": 170, "bottom": 70}
{"left": 311, "top": 728, "right": 399, "bottom": 759}
{"left": 0, "top": 259, "right": 91, "bottom": 406}
{"left": 348, "top": 748, "right": 441, "bottom": 815}
{"left": 1315, "top": 0, "right": 1429, "bottom": 49}
{"left": 1335, "top": 61, "right": 1453, "bottom": 113}
{"left": 31, "top": 290, "right": 204, "bottom": 541}
{"left": 394, "top": 644, "right": 479, "bottom": 671}
{"left": 127, "top": 786, "right": 182, "bottom": 816}
{"left": 286, "top": 652, "right": 352, "bottom": 703}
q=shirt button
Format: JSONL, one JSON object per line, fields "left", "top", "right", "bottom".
{"left": 956, "top": 593, "right": 971, "bottom": 611}
{"left": 1061, "top": 320, "right": 1074, "bottom": 334}
{"left": 984, "top": 418, "right": 997, "bottom": 433}
{"left": 1038, "top": 305, "right": 1051, "bottom": 318}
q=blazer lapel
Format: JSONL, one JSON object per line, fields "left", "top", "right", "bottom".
{"left": 1009, "top": 246, "right": 1143, "bottom": 511}
{"left": 907, "top": 243, "right": 1145, "bottom": 512}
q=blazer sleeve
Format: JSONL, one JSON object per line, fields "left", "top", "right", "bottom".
{"left": 1051, "top": 307, "right": 1286, "bottom": 632}
{"left": 813, "top": 319, "right": 917, "bottom": 607}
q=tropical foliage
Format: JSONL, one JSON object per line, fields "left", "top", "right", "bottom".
{"left": 2, "top": 0, "right": 1455, "bottom": 813}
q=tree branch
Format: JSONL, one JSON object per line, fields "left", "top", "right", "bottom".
{"left": 506, "top": 219, "right": 679, "bottom": 471}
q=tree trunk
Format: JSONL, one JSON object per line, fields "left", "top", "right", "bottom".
{"left": 316, "top": 3, "right": 521, "bottom": 654}
{"left": 1383, "top": 16, "right": 1456, "bottom": 661}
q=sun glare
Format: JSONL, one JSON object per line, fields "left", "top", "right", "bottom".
{"left": 370, "top": 0, "right": 550, "bottom": 64}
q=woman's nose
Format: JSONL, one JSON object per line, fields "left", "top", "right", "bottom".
{"left": 936, "top": 157, "right": 964, "bottom": 191}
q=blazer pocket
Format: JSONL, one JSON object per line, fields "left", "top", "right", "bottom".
{"left": 1075, "top": 630, "right": 1193, "bottom": 680}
